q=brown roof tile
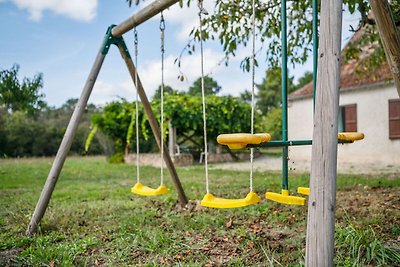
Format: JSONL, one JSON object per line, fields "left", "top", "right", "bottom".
{"left": 289, "top": 29, "right": 393, "bottom": 100}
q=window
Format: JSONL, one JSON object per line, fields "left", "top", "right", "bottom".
{"left": 338, "top": 104, "right": 357, "bottom": 132}
{"left": 389, "top": 99, "right": 400, "bottom": 139}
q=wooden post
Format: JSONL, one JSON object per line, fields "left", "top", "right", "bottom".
{"left": 112, "top": 0, "right": 179, "bottom": 37}
{"left": 368, "top": 0, "right": 400, "bottom": 97}
{"left": 168, "top": 121, "right": 177, "bottom": 156}
{"left": 117, "top": 44, "right": 188, "bottom": 206}
{"left": 305, "top": 0, "right": 343, "bottom": 266}
{"left": 26, "top": 51, "right": 107, "bottom": 236}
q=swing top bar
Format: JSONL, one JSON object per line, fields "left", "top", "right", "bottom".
{"left": 112, "top": 0, "right": 179, "bottom": 37}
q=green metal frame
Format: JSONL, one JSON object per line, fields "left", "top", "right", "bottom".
{"left": 101, "top": 25, "right": 131, "bottom": 58}
{"left": 281, "top": 0, "right": 289, "bottom": 190}
{"left": 248, "top": 139, "right": 352, "bottom": 148}
{"left": 273, "top": 0, "right": 319, "bottom": 192}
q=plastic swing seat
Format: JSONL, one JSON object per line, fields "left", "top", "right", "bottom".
{"left": 265, "top": 189, "right": 306, "bottom": 205}
{"left": 297, "top": 187, "right": 310, "bottom": 195}
{"left": 337, "top": 132, "right": 364, "bottom": 141}
{"left": 200, "top": 191, "right": 261, "bottom": 208}
{"left": 131, "top": 182, "right": 170, "bottom": 196}
{"left": 295, "top": 132, "right": 365, "bottom": 196}
{"left": 217, "top": 133, "right": 271, "bottom": 149}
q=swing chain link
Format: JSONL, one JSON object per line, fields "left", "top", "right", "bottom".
{"left": 197, "top": 0, "right": 210, "bottom": 194}
{"left": 160, "top": 12, "right": 165, "bottom": 54}
{"left": 134, "top": 27, "right": 138, "bottom": 58}
{"left": 160, "top": 12, "right": 165, "bottom": 185}
{"left": 133, "top": 27, "right": 140, "bottom": 183}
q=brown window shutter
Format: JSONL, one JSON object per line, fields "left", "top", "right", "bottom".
{"left": 344, "top": 104, "right": 357, "bottom": 132}
{"left": 389, "top": 99, "right": 400, "bottom": 139}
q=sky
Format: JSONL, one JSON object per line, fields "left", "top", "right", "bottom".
{"left": 0, "top": 0, "right": 360, "bottom": 107}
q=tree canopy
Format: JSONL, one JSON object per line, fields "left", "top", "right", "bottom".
{"left": 187, "top": 76, "right": 222, "bottom": 96}
{"left": 0, "top": 64, "right": 47, "bottom": 116}
{"left": 256, "top": 67, "right": 295, "bottom": 114}
{"left": 126, "top": 0, "right": 400, "bottom": 78}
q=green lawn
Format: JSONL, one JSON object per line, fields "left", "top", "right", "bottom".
{"left": 0, "top": 157, "right": 399, "bottom": 266}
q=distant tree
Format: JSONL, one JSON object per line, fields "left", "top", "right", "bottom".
{"left": 152, "top": 85, "right": 180, "bottom": 100}
{"left": 239, "top": 90, "right": 252, "bottom": 104}
{"left": 3, "top": 111, "right": 37, "bottom": 156}
{"left": 0, "top": 108, "right": 8, "bottom": 156}
{"left": 256, "top": 67, "right": 295, "bottom": 115}
{"left": 188, "top": 76, "right": 221, "bottom": 96}
{"left": 255, "top": 107, "right": 282, "bottom": 140}
{"left": 0, "top": 64, "right": 47, "bottom": 115}
{"left": 293, "top": 71, "right": 313, "bottom": 91}
{"left": 60, "top": 98, "right": 78, "bottom": 112}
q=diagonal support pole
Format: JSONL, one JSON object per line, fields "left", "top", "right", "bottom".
{"left": 115, "top": 41, "right": 188, "bottom": 206}
{"left": 26, "top": 40, "right": 108, "bottom": 236}
{"left": 368, "top": 0, "right": 400, "bottom": 97}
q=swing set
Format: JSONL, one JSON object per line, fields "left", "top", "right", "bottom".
{"left": 27, "top": 0, "right": 368, "bottom": 236}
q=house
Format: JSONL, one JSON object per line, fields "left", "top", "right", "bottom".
{"left": 288, "top": 31, "right": 400, "bottom": 169}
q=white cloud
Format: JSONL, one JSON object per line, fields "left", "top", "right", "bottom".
{"left": 7, "top": 0, "right": 97, "bottom": 22}
{"left": 139, "top": 48, "right": 225, "bottom": 96}
{"left": 91, "top": 80, "right": 134, "bottom": 105}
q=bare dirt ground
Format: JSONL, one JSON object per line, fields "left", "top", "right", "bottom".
{"left": 210, "top": 155, "right": 400, "bottom": 176}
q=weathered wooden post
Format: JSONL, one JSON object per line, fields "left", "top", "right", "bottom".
{"left": 168, "top": 121, "right": 177, "bottom": 156}
{"left": 26, "top": 50, "right": 106, "bottom": 236}
{"left": 305, "top": 0, "right": 343, "bottom": 265}
{"left": 368, "top": 0, "right": 400, "bottom": 97}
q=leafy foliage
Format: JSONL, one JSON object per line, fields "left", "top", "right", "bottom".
{"left": 125, "top": 0, "right": 400, "bottom": 76}
{"left": 92, "top": 94, "right": 252, "bottom": 155}
{"left": 152, "top": 84, "right": 180, "bottom": 100}
{"left": 0, "top": 98, "right": 105, "bottom": 158}
{"left": 0, "top": 64, "right": 47, "bottom": 116}
{"left": 255, "top": 107, "right": 282, "bottom": 140}
{"left": 187, "top": 76, "right": 222, "bottom": 96}
{"left": 90, "top": 99, "right": 155, "bottom": 155}
{"left": 256, "top": 67, "right": 295, "bottom": 114}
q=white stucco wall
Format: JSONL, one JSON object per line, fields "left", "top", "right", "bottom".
{"left": 288, "top": 83, "right": 400, "bottom": 166}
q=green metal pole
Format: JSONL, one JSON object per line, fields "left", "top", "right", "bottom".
{"left": 312, "top": 0, "right": 318, "bottom": 110}
{"left": 281, "top": 0, "right": 289, "bottom": 191}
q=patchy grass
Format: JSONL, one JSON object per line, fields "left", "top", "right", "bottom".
{"left": 0, "top": 157, "right": 399, "bottom": 266}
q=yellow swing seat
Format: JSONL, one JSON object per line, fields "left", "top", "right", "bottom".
{"left": 265, "top": 189, "right": 306, "bottom": 205}
{"left": 217, "top": 133, "right": 271, "bottom": 149}
{"left": 200, "top": 191, "right": 261, "bottom": 208}
{"left": 337, "top": 132, "right": 364, "bottom": 141}
{"left": 131, "top": 182, "right": 170, "bottom": 196}
{"left": 295, "top": 133, "right": 365, "bottom": 197}
{"left": 297, "top": 187, "right": 310, "bottom": 196}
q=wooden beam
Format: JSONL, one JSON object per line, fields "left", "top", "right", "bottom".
{"left": 112, "top": 0, "right": 179, "bottom": 37}
{"left": 116, "top": 44, "right": 188, "bottom": 206}
{"left": 305, "top": 0, "right": 343, "bottom": 265}
{"left": 369, "top": 0, "right": 400, "bottom": 97}
{"left": 26, "top": 50, "right": 107, "bottom": 236}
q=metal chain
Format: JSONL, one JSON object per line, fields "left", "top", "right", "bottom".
{"left": 198, "top": 0, "right": 209, "bottom": 194}
{"left": 134, "top": 27, "right": 140, "bottom": 184}
{"left": 249, "top": 0, "right": 256, "bottom": 192}
{"left": 160, "top": 13, "right": 165, "bottom": 185}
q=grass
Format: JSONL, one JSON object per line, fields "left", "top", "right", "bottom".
{"left": 0, "top": 156, "right": 399, "bottom": 266}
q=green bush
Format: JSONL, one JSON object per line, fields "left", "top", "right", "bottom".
{"left": 108, "top": 152, "right": 125, "bottom": 164}
{"left": 256, "top": 107, "right": 282, "bottom": 140}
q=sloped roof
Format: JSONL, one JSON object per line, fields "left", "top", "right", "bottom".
{"left": 289, "top": 29, "right": 393, "bottom": 100}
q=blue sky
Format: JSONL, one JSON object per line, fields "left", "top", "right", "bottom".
{"left": 0, "top": 0, "right": 360, "bottom": 107}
